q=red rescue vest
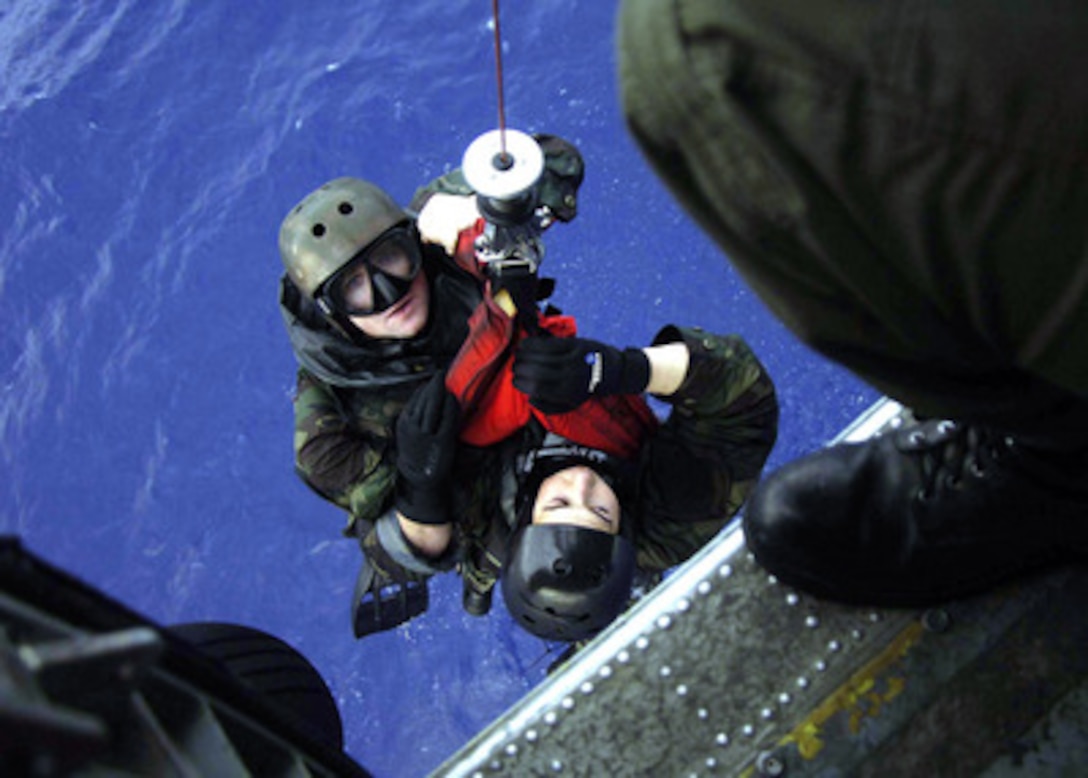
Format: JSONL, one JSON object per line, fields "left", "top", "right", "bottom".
{"left": 445, "top": 291, "right": 658, "bottom": 460}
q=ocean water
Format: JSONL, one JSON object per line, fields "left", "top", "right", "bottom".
{"left": 0, "top": 2, "right": 877, "bottom": 776}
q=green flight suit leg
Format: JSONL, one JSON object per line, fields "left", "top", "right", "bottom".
{"left": 618, "top": 0, "right": 1088, "bottom": 448}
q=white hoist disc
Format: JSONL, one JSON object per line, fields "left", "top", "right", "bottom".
{"left": 462, "top": 129, "right": 544, "bottom": 200}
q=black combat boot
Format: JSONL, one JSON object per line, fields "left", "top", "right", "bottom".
{"left": 743, "top": 419, "right": 1088, "bottom": 607}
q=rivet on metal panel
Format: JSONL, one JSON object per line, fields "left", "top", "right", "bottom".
{"left": 868, "top": 611, "right": 882, "bottom": 623}
{"left": 814, "top": 660, "right": 828, "bottom": 672}
{"left": 767, "top": 574, "right": 779, "bottom": 585}
{"left": 636, "top": 636, "right": 650, "bottom": 651}
{"left": 851, "top": 629, "right": 865, "bottom": 641}
{"left": 761, "top": 707, "right": 775, "bottom": 721}
{"left": 742, "top": 723, "right": 756, "bottom": 737}
{"left": 715, "top": 732, "right": 731, "bottom": 747}
{"left": 550, "top": 759, "right": 564, "bottom": 773}
{"left": 660, "top": 665, "right": 673, "bottom": 678}
{"left": 719, "top": 564, "right": 734, "bottom": 578}
{"left": 922, "top": 609, "right": 951, "bottom": 633}
{"left": 697, "top": 581, "right": 712, "bottom": 596}
{"left": 796, "top": 676, "right": 810, "bottom": 689}
{"left": 827, "top": 640, "right": 842, "bottom": 653}
{"left": 617, "top": 650, "right": 631, "bottom": 664}
{"left": 544, "top": 711, "right": 558, "bottom": 726}
{"left": 785, "top": 593, "right": 800, "bottom": 606}
{"left": 580, "top": 681, "right": 594, "bottom": 695}
{"left": 677, "top": 684, "right": 689, "bottom": 697}
{"left": 505, "top": 744, "right": 518, "bottom": 757}
{"left": 756, "top": 750, "right": 786, "bottom": 777}
{"left": 805, "top": 615, "right": 820, "bottom": 629}
{"left": 778, "top": 692, "right": 792, "bottom": 705}
{"left": 677, "top": 598, "right": 692, "bottom": 612}
{"left": 706, "top": 756, "right": 719, "bottom": 769}
{"left": 657, "top": 615, "right": 674, "bottom": 630}
{"left": 561, "top": 696, "right": 575, "bottom": 710}
{"left": 526, "top": 729, "right": 539, "bottom": 743}
{"left": 599, "top": 665, "right": 613, "bottom": 679}
{"left": 698, "top": 707, "right": 710, "bottom": 720}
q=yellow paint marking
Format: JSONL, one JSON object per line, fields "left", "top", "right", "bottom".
{"left": 784, "top": 620, "right": 925, "bottom": 761}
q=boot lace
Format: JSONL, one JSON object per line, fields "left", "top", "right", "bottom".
{"left": 909, "top": 421, "right": 1014, "bottom": 505}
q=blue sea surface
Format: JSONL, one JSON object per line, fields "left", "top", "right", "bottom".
{"left": 0, "top": 2, "right": 877, "bottom": 776}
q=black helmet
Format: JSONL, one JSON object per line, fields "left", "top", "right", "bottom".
{"left": 502, "top": 524, "right": 636, "bottom": 642}
{"left": 500, "top": 434, "right": 639, "bottom": 642}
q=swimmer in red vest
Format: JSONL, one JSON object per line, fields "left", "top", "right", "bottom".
{"left": 377, "top": 269, "right": 779, "bottom": 642}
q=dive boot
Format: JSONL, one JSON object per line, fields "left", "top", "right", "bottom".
{"left": 351, "top": 555, "right": 429, "bottom": 638}
{"left": 743, "top": 419, "right": 1088, "bottom": 607}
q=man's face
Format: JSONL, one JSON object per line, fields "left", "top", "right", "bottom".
{"left": 532, "top": 465, "right": 621, "bottom": 534}
{"left": 322, "top": 226, "right": 429, "bottom": 340}
{"left": 347, "top": 270, "right": 430, "bottom": 339}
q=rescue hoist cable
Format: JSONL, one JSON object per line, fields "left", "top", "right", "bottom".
{"left": 463, "top": 0, "right": 548, "bottom": 324}
{"left": 490, "top": 0, "right": 511, "bottom": 168}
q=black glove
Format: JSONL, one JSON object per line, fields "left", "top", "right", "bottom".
{"left": 512, "top": 335, "right": 650, "bottom": 415}
{"left": 394, "top": 372, "right": 461, "bottom": 525}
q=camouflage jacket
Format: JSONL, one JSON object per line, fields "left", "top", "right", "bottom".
{"left": 283, "top": 254, "right": 482, "bottom": 531}
{"left": 281, "top": 182, "right": 482, "bottom": 529}
{"left": 629, "top": 325, "right": 778, "bottom": 570}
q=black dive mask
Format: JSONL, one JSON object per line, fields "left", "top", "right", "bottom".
{"left": 319, "top": 224, "right": 423, "bottom": 317}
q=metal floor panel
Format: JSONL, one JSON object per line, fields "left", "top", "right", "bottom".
{"left": 434, "top": 399, "right": 1088, "bottom": 777}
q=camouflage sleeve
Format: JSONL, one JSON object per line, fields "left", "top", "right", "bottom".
{"left": 408, "top": 170, "right": 474, "bottom": 214}
{"left": 634, "top": 326, "right": 779, "bottom": 571}
{"left": 293, "top": 368, "right": 408, "bottom": 529}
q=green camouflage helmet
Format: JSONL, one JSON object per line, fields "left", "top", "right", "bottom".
{"left": 279, "top": 177, "right": 408, "bottom": 298}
